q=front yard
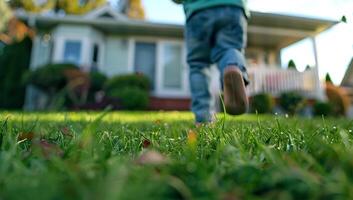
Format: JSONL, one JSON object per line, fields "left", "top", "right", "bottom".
{"left": 1, "top": 112, "right": 353, "bottom": 199}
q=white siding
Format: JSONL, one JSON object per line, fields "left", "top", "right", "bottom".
{"left": 52, "top": 25, "right": 104, "bottom": 70}
{"left": 103, "top": 37, "right": 129, "bottom": 77}
{"left": 30, "top": 34, "right": 53, "bottom": 69}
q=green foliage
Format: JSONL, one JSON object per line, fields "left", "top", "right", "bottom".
{"left": 250, "top": 93, "right": 274, "bottom": 114}
{"left": 341, "top": 15, "right": 347, "bottom": 23}
{"left": 89, "top": 71, "right": 107, "bottom": 93}
{"left": 0, "top": 0, "right": 12, "bottom": 32}
{"left": 108, "top": 87, "right": 149, "bottom": 110}
{"left": 0, "top": 36, "right": 32, "bottom": 109}
{"left": 104, "top": 74, "right": 150, "bottom": 110}
{"left": 1, "top": 112, "right": 353, "bottom": 199}
{"left": 313, "top": 101, "right": 333, "bottom": 116}
{"left": 104, "top": 74, "right": 150, "bottom": 94}
{"left": 325, "top": 73, "right": 333, "bottom": 84}
{"left": 326, "top": 83, "right": 349, "bottom": 116}
{"left": 287, "top": 59, "right": 297, "bottom": 70}
{"left": 305, "top": 65, "right": 311, "bottom": 71}
{"left": 279, "top": 91, "right": 305, "bottom": 115}
{"left": 7, "top": 0, "right": 22, "bottom": 8}
{"left": 25, "top": 63, "right": 78, "bottom": 93}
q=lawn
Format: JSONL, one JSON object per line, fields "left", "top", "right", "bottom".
{"left": 1, "top": 111, "right": 353, "bottom": 200}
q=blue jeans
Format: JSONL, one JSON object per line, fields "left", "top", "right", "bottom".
{"left": 186, "top": 6, "right": 249, "bottom": 123}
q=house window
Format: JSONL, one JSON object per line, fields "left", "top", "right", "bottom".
{"left": 91, "top": 44, "right": 99, "bottom": 71}
{"left": 134, "top": 42, "right": 156, "bottom": 89}
{"left": 63, "top": 40, "right": 82, "bottom": 65}
{"left": 162, "top": 43, "right": 183, "bottom": 89}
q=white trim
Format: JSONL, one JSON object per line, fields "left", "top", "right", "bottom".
{"left": 81, "top": 37, "right": 91, "bottom": 70}
{"left": 131, "top": 39, "right": 159, "bottom": 93}
{"left": 157, "top": 41, "right": 189, "bottom": 98}
{"left": 54, "top": 36, "right": 85, "bottom": 66}
{"left": 156, "top": 41, "right": 163, "bottom": 96}
{"left": 127, "top": 38, "right": 135, "bottom": 73}
{"left": 311, "top": 36, "right": 326, "bottom": 101}
{"left": 51, "top": 26, "right": 106, "bottom": 71}
{"left": 84, "top": 4, "right": 126, "bottom": 21}
{"left": 128, "top": 36, "right": 189, "bottom": 98}
{"left": 248, "top": 25, "right": 313, "bottom": 38}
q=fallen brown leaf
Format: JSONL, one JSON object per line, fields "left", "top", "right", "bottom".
{"left": 35, "top": 139, "right": 64, "bottom": 159}
{"left": 142, "top": 139, "right": 152, "bottom": 149}
{"left": 17, "top": 132, "right": 35, "bottom": 141}
{"left": 60, "top": 126, "right": 73, "bottom": 138}
{"left": 136, "top": 150, "right": 169, "bottom": 165}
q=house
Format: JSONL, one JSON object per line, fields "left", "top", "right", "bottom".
{"left": 341, "top": 59, "right": 353, "bottom": 88}
{"left": 19, "top": 5, "right": 337, "bottom": 110}
{"left": 340, "top": 58, "right": 353, "bottom": 107}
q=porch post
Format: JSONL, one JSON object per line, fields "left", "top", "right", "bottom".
{"left": 311, "top": 36, "right": 326, "bottom": 101}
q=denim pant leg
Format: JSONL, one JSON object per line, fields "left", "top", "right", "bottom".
{"left": 186, "top": 13, "right": 213, "bottom": 123}
{"left": 189, "top": 66, "right": 213, "bottom": 123}
{"left": 211, "top": 7, "right": 249, "bottom": 88}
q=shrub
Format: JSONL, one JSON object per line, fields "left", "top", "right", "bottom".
{"left": 313, "top": 101, "right": 333, "bottom": 117}
{"left": 250, "top": 93, "right": 274, "bottom": 114}
{"left": 104, "top": 74, "right": 150, "bottom": 94}
{"left": 326, "top": 83, "right": 349, "bottom": 116}
{"left": 325, "top": 73, "right": 333, "bottom": 84}
{"left": 25, "top": 63, "right": 78, "bottom": 93}
{"left": 108, "top": 87, "right": 149, "bottom": 110}
{"left": 89, "top": 71, "right": 107, "bottom": 93}
{"left": 24, "top": 63, "right": 78, "bottom": 110}
{"left": 279, "top": 92, "right": 305, "bottom": 115}
{"left": 0, "top": 36, "right": 32, "bottom": 109}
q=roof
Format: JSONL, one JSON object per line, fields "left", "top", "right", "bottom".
{"left": 17, "top": 6, "right": 338, "bottom": 49}
{"left": 341, "top": 58, "right": 353, "bottom": 87}
{"left": 248, "top": 12, "right": 337, "bottom": 49}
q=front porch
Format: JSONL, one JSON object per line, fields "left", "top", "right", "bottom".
{"left": 247, "top": 66, "right": 324, "bottom": 100}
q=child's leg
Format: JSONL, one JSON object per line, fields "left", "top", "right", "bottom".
{"left": 211, "top": 6, "right": 249, "bottom": 115}
{"left": 186, "top": 13, "right": 213, "bottom": 123}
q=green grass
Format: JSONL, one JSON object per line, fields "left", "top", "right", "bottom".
{"left": 1, "top": 111, "right": 353, "bottom": 200}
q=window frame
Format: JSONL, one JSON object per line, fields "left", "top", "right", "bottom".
{"left": 128, "top": 37, "right": 189, "bottom": 98}
{"left": 158, "top": 40, "right": 188, "bottom": 97}
{"left": 62, "top": 40, "right": 83, "bottom": 66}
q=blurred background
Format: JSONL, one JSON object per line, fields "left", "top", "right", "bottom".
{"left": 0, "top": 0, "right": 352, "bottom": 118}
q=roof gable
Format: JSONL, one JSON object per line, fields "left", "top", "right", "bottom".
{"left": 84, "top": 4, "right": 126, "bottom": 20}
{"left": 341, "top": 58, "right": 353, "bottom": 86}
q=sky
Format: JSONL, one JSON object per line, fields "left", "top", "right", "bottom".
{"left": 110, "top": 0, "right": 353, "bottom": 85}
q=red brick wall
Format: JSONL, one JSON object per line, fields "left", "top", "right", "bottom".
{"left": 149, "top": 97, "right": 191, "bottom": 111}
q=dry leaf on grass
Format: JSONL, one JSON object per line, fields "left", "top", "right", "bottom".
{"left": 142, "top": 139, "right": 152, "bottom": 149}
{"left": 35, "top": 139, "right": 64, "bottom": 159}
{"left": 136, "top": 150, "right": 169, "bottom": 165}
{"left": 17, "top": 132, "right": 35, "bottom": 141}
{"left": 60, "top": 126, "right": 73, "bottom": 138}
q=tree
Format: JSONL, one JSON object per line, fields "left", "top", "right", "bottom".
{"left": 0, "top": 0, "right": 13, "bottom": 32}
{"left": 127, "top": 0, "right": 145, "bottom": 19}
{"left": 119, "top": 0, "right": 145, "bottom": 19}
{"left": 0, "top": 36, "right": 32, "bottom": 109}
{"left": 22, "top": 0, "right": 56, "bottom": 13}
{"left": 7, "top": 0, "right": 22, "bottom": 8}
{"left": 325, "top": 73, "right": 333, "bottom": 84}
{"left": 58, "top": 0, "right": 106, "bottom": 15}
{"left": 287, "top": 59, "right": 297, "bottom": 70}
{"left": 6, "top": 0, "right": 106, "bottom": 15}
{"left": 305, "top": 65, "right": 311, "bottom": 71}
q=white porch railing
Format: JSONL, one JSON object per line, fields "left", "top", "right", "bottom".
{"left": 246, "top": 66, "right": 323, "bottom": 99}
